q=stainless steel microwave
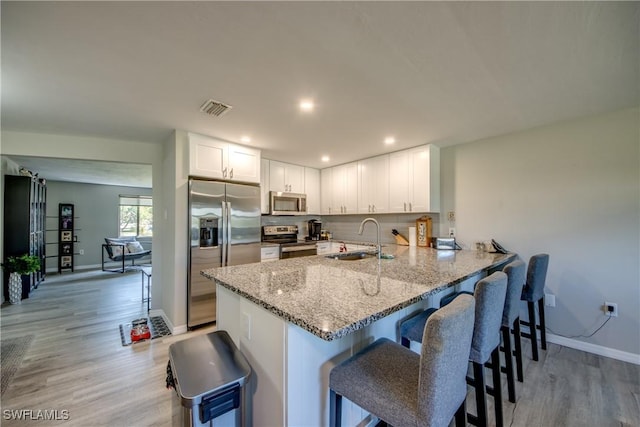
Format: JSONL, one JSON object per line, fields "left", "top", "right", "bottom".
{"left": 269, "top": 191, "right": 307, "bottom": 215}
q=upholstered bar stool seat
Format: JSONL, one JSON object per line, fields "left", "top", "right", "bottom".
{"left": 398, "top": 272, "right": 508, "bottom": 427}
{"left": 329, "top": 294, "right": 476, "bottom": 427}
{"left": 520, "top": 254, "right": 550, "bottom": 361}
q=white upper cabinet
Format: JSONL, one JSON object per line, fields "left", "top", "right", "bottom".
{"left": 320, "top": 168, "right": 333, "bottom": 214}
{"left": 358, "top": 155, "right": 390, "bottom": 214}
{"left": 389, "top": 144, "right": 440, "bottom": 213}
{"left": 228, "top": 144, "right": 262, "bottom": 183}
{"left": 269, "top": 160, "right": 305, "bottom": 193}
{"left": 260, "top": 159, "right": 320, "bottom": 215}
{"left": 304, "top": 167, "right": 321, "bottom": 215}
{"left": 189, "top": 133, "right": 260, "bottom": 184}
{"left": 329, "top": 162, "right": 358, "bottom": 215}
{"left": 260, "top": 159, "right": 270, "bottom": 214}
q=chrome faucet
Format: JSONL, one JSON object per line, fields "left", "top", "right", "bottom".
{"left": 358, "top": 217, "right": 381, "bottom": 259}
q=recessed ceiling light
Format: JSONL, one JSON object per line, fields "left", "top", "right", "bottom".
{"left": 384, "top": 136, "right": 396, "bottom": 145}
{"left": 321, "top": 156, "right": 330, "bottom": 162}
{"left": 299, "top": 99, "right": 315, "bottom": 112}
{"left": 240, "top": 136, "right": 251, "bottom": 143}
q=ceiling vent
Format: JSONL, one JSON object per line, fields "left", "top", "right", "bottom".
{"left": 199, "top": 99, "right": 233, "bottom": 117}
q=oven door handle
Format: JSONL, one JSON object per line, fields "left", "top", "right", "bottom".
{"left": 281, "top": 245, "right": 318, "bottom": 253}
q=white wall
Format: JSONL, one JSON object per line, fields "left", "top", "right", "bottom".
{"left": 159, "top": 130, "right": 190, "bottom": 334}
{"left": 440, "top": 107, "right": 639, "bottom": 358}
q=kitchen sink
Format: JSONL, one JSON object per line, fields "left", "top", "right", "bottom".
{"left": 325, "top": 251, "right": 377, "bottom": 261}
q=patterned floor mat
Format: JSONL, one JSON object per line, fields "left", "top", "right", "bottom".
{"left": 119, "top": 316, "right": 171, "bottom": 346}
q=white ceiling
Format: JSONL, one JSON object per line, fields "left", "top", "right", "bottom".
{"left": 2, "top": 1, "right": 638, "bottom": 185}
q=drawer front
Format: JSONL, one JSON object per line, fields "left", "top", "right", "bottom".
{"left": 261, "top": 247, "right": 280, "bottom": 261}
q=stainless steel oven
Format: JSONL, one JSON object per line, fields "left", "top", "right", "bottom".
{"left": 280, "top": 243, "right": 317, "bottom": 259}
{"left": 262, "top": 225, "right": 318, "bottom": 259}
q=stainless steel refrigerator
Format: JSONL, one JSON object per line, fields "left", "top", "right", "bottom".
{"left": 188, "top": 179, "right": 261, "bottom": 329}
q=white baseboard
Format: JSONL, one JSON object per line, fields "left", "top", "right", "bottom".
{"left": 46, "top": 263, "right": 102, "bottom": 273}
{"left": 149, "top": 309, "right": 187, "bottom": 335}
{"left": 546, "top": 333, "right": 640, "bottom": 365}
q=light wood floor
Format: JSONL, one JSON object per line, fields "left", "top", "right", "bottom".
{"left": 1, "top": 270, "right": 638, "bottom": 426}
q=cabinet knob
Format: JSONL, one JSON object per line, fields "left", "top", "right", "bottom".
{"left": 409, "top": 202, "right": 412, "bottom": 212}
{"left": 223, "top": 167, "right": 228, "bottom": 178}
{"left": 404, "top": 202, "right": 407, "bottom": 212}
{"left": 230, "top": 168, "right": 234, "bottom": 179}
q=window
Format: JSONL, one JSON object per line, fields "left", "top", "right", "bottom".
{"left": 119, "top": 195, "right": 152, "bottom": 237}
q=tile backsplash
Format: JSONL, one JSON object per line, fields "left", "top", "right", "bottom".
{"left": 261, "top": 213, "right": 440, "bottom": 244}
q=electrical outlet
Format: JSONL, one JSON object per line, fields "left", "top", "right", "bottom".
{"left": 448, "top": 228, "right": 456, "bottom": 237}
{"left": 447, "top": 211, "right": 455, "bottom": 222}
{"left": 79, "top": 249, "right": 84, "bottom": 255}
{"left": 242, "top": 312, "right": 251, "bottom": 340}
{"left": 604, "top": 302, "right": 618, "bottom": 317}
{"left": 544, "top": 293, "right": 556, "bottom": 307}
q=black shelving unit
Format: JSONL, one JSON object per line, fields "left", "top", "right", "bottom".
{"left": 58, "top": 203, "right": 74, "bottom": 273}
{"left": 3, "top": 175, "right": 47, "bottom": 299}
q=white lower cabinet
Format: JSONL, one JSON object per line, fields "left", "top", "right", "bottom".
{"left": 217, "top": 284, "right": 435, "bottom": 427}
{"left": 260, "top": 246, "right": 279, "bottom": 262}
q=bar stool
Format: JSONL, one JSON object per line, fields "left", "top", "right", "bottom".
{"left": 329, "top": 294, "right": 475, "bottom": 427}
{"left": 520, "top": 254, "right": 550, "bottom": 361}
{"left": 399, "top": 272, "right": 508, "bottom": 427}
{"left": 500, "top": 260, "right": 526, "bottom": 403}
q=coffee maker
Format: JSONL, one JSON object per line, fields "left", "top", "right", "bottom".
{"left": 307, "top": 219, "right": 322, "bottom": 241}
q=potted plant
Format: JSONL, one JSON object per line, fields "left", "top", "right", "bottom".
{"left": 2, "top": 254, "right": 41, "bottom": 304}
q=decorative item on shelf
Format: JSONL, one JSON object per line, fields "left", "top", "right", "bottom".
{"left": 1, "top": 254, "right": 41, "bottom": 304}
{"left": 416, "top": 215, "right": 433, "bottom": 247}
{"left": 58, "top": 203, "right": 75, "bottom": 273}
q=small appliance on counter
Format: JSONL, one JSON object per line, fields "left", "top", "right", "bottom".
{"left": 307, "top": 219, "right": 322, "bottom": 241}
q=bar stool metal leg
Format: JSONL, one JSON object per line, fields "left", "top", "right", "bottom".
{"left": 330, "top": 390, "right": 342, "bottom": 427}
{"left": 501, "top": 325, "right": 516, "bottom": 403}
{"left": 454, "top": 401, "right": 467, "bottom": 427}
{"left": 527, "top": 301, "right": 539, "bottom": 361}
{"left": 513, "top": 317, "right": 524, "bottom": 382}
{"left": 468, "top": 361, "right": 488, "bottom": 427}
{"left": 538, "top": 298, "right": 547, "bottom": 350}
{"left": 490, "top": 348, "right": 504, "bottom": 427}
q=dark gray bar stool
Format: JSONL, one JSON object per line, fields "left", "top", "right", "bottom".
{"left": 399, "top": 272, "right": 508, "bottom": 427}
{"left": 329, "top": 294, "right": 475, "bottom": 427}
{"left": 520, "top": 254, "right": 550, "bottom": 361}
{"left": 499, "top": 260, "right": 526, "bottom": 403}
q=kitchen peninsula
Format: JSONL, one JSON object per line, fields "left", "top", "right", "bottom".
{"left": 203, "top": 245, "right": 515, "bottom": 426}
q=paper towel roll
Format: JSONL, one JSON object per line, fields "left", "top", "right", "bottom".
{"left": 408, "top": 226, "right": 417, "bottom": 247}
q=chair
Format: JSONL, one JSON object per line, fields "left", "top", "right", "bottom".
{"left": 329, "top": 294, "right": 475, "bottom": 427}
{"left": 102, "top": 237, "right": 152, "bottom": 273}
{"left": 499, "top": 260, "right": 526, "bottom": 403}
{"left": 399, "top": 272, "right": 508, "bottom": 427}
{"left": 520, "top": 254, "right": 550, "bottom": 361}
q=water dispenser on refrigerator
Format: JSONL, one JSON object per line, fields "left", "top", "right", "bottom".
{"left": 199, "top": 217, "right": 218, "bottom": 248}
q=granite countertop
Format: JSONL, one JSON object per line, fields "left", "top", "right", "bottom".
{"left": 203, "top": 245, "right": 515, "bottom": 341}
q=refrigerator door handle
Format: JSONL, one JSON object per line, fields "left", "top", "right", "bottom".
{"left": 221, "top": 201, "right": 228, "bottom": 266}
{"left": 226, "top": 201, "right": 232, "bottom": 265}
